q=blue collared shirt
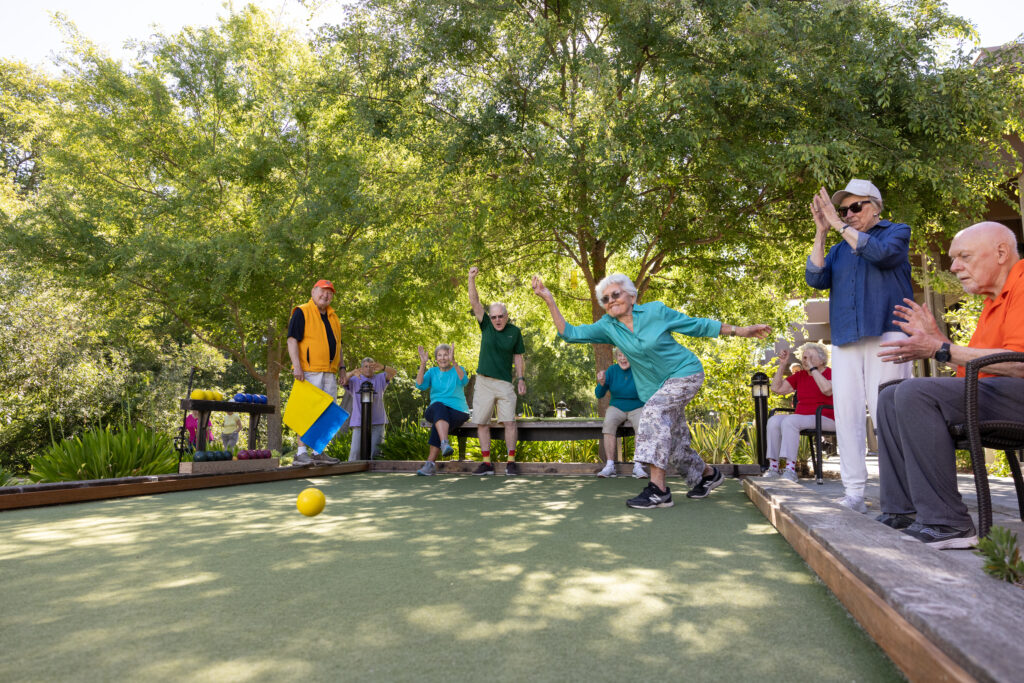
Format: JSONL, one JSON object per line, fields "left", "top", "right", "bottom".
{"left": 805, "top": 219, "right": 913, "bottom": 346}
{"left": 558, "top": 301, "right": 720, "bottom": 402}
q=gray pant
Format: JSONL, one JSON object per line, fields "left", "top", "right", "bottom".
{"left": 633, "top": 374, "right": 706, "bottom": 486}
{"left": 349, "top": 424, "right": 385, "bottom": 461}
{"left": 221, "top": 432, "right": 239, "bottom": 451}
{"left": 877, "top": 377, "right": 1024, "bottom": 527}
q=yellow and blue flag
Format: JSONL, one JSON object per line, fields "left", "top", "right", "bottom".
{"left": 283, "top": 380, "right": 350, "bottom": 454}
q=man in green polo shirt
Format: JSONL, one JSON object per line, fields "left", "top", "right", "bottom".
{"left": 468, "top": 266, "right": 527, "bottom": 476}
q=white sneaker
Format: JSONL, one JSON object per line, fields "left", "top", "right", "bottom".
{"left": 781, "top": 468, "right": 799, "bottom": 482}
{"left": 761, "top": 468, "right": 780, "bottom": 478}
{"left": 293, "top": 452, "right": 314, "bottom": 467}
{"left": 836, "top": 495, "right": 867, "bottom": 514}
{"left": 597, "top": 462, "right": 617, "bottom": 478}
{"left": 632, "top": 463, "right": 647, "bottom": 479}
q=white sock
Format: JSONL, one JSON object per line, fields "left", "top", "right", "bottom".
{"left": 297, "top": 446, "right": 307, "bottom": 455}
{"left": 785, "top": 461, "right": 797, "bottom": 472}
{"left": 606, "top": 459, "right": 615, "bottom": 466}
{"left": 768, "top": 459, "right": 779, "bottom": 471}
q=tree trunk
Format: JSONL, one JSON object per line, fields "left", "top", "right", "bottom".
{"left": 263, "top": 322, "right": 284, "bottom": 451}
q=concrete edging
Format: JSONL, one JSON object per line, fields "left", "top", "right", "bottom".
{"left": 745, "top": 478, "right": 1024, "bottom": 683}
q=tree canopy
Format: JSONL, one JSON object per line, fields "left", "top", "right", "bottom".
{"left": 2, "top": 1, "right": 1021, "bottom": 460}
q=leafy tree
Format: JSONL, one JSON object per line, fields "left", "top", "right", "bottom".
{"left": 3, "top": 8, "right": 402, "bottom": 449}
{"left": 330, "top": 0, "right": 1021, "bottom": 378}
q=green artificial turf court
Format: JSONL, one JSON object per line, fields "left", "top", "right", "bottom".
{"left": 2, "top": 473, "right": 901, "bottom": 682}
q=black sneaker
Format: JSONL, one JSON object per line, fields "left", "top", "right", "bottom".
{"left": 686, "top": 466, "right": 724, "bottom": 499}
{"left": 901, "top": 522, "right": 978, "bottom": 549}
{"left": 876, "top": 512, "right": 915, "bottom": 530}
{"left": 472, "top": 462, "right": 494, "bottom": 476}
{"left": 626, "top": 483, "right": 674, "bottom": 509}
{"left": 505, "top": 461, "right": 519, "bottom": 476}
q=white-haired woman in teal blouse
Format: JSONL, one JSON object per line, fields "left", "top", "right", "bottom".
{"left": 532, "top": 273, "right": 769, "bottom": 509}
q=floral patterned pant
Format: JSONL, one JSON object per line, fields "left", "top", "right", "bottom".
{"left": 633, "top": 374, "right": 706, "bottom": 486}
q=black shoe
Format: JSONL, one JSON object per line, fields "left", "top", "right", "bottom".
{"left": 901, "top": 522, "right": 978, "bottom": 549}
{"left": 686, "top": 466, "right": 724, "bottom": 499}
{"left": 875, "top": 512, "right": 915, "bottom": 530}
{"left": 505, "top": 461, "right": 519, "bottom": 476}
{"left": 626, "top": 483, "right": 674, "bottom": 509}
{"left": 472, "top": 462, "right": 494, "bottom": 476}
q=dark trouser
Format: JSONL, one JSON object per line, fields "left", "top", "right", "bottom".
{"left": 877, "top": 377, "right": 1024, "bottom": 527}
{"left": 424, "top": 402, "right": 470, "bottom": 448}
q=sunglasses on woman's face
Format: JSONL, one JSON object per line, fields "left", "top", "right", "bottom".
{"left": 600, "top": 290, "right": 626, "bottom": 305}
{"left": 838, "top": 200, "right": 873, "bottom": 218}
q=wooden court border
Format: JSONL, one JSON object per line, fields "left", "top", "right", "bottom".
{"left": 744, "top": 479, "right": 974, "bottom": 683}
{"left": 0, "top": 461, "right": 760, "bottom": 511}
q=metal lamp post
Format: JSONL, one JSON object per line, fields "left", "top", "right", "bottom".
{"left": 359, "top": 380, "right": 375, "bottom": 460}
{"left": 751, "top": 372, "right": 770, "bottom": 470}
{"left": 556, "top": 401, "right": 568, "bottom": 418}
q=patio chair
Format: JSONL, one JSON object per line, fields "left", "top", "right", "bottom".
{"left": 879, "top": 352, "right": 1024, "bottom": 538}
{"left": 767, "top": 403, "right": 835, "bottom": 485}
{"left": 953, "top": 352, "right": 1024, "bottom": 538}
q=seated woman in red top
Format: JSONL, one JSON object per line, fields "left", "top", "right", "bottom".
{"left": 763, "top": 343, "right": 835, "bottom": 481}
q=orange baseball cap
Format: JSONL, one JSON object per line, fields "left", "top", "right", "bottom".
{"left": 314, "top": 279, "right": 334, "bottom": 292}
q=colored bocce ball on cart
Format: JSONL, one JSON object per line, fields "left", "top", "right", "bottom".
{"left": 296, "top": 488, "right": 326, "bottom": 517}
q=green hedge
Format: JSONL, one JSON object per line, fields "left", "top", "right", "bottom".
{"left": 29, "top": 425, "right": 178, "bottom": 482}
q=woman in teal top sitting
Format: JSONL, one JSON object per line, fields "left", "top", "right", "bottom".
{"left": 595, "top": 348, "right": 648, "bottom": 479}
{"left": 414, "top": 343, "right": 470, "bottom": 476}
{"left": 533, "top": 273, "right": 769, "bottom": 508}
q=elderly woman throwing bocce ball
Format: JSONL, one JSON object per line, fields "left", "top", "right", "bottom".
{"left": 532, "top": 273, "right": 770, "bottom": 509}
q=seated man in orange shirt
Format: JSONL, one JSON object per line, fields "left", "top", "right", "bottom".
{"left": 875, "top": 222, "right": 1024, "bottom": 549}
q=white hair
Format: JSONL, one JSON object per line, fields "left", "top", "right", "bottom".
{"left": 594, "top": 274, "right": 638, "bottom": 309}
{"left": 434, "top": 344, "right": 452, "bottom": 357}
{"left": 488, "top": 302, "right": 508, "bottom": 316}
{"left": 361, "top": 357, "right": 375, "bottom": 365}
{"left": 798, "top": 342, "right": 829, "bottom": 365}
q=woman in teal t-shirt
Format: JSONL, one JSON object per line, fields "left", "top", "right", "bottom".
{"left": 533, "top": 273, "right": 769, "bottom": 509}
{"left": 414, "top": 343, "right": 470, "bottom": 476}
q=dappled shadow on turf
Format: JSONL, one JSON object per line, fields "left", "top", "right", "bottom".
{"left": 0, "top": 474, "right": 899, "bottom": 682}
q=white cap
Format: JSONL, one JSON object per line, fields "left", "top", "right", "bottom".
{"left": 831, "top": 179, "right": 883, "bottom": 211}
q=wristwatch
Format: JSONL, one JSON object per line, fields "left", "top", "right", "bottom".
{"left": 934, "top": 342, "right": 952, "bottom": 363}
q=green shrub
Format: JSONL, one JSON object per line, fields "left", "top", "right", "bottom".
{"left": 975, "top": 526, "right": 1024, "bottom": 587}
{"left": 377, "top": 422, "right": 431, "bottom": 460}
{"left": 0, "top": 468, "right": 18, "bottom": 486}
{"left": 690, "top": 415, "right": 746, "bottom": 464}
{"left": 29, "top": 424, "right": 178, "bottom": 482}
{"left": 987, "top": 451, "right": 1013, "bottom": 478}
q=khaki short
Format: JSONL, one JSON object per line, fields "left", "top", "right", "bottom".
{"left": 602, "top": 405, "right": 644, "bottom": 435}
{"left": 471, "top": 375, "right": 517, "bottom": 423}
{"left": 304, "top": 371, "right": 338, "bottom": 399}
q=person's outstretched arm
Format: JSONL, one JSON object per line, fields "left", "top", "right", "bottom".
{"left": 468, "top": 267, "right": 484, "bottom": 322}
{"left": 531, "top": 275, "right": 567, "bottom": 335}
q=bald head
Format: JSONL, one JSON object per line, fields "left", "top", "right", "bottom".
{"left": 949, "top": 222, "right": 1020, "bottom": 297}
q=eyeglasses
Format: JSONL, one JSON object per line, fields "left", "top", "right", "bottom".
{"left": 600, "top": 290, "right": 627, "bottom": 305}
{"left": 838, "top": 200, "right": 873, "bottom": 218}
{"left": 489, "top": 314, "right": 507, "bottom": 320}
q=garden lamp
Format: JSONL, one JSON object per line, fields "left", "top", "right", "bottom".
{"left": 359, "top": 380, "right": 375, "bottom": 460}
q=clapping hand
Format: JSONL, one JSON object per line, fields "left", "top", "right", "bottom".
{"left": 892, "top": 298, "right": 942, "bottom": 338}
{"left": 813, "top": 187, "right": 843, "bottom": 231}
{"left": 531, "top": 275, "right": 552, "bottom": 301}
